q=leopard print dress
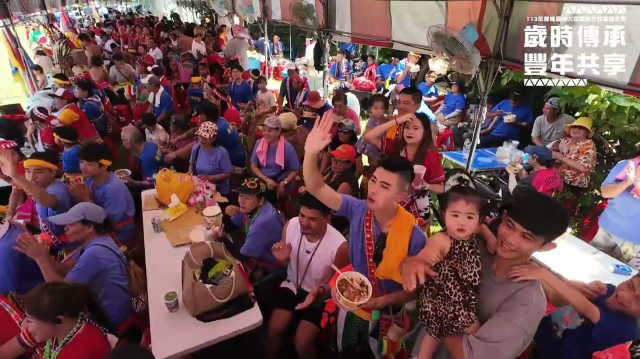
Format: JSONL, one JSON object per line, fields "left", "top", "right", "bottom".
{"left": 417, "top": 232, "right": 481, "bottom": 340}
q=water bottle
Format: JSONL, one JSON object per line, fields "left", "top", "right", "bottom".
{"left": 463, "top": 139, "right": 471, "bottom": 159}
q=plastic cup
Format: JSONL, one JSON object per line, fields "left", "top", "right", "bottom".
{"left": 413, "top": 165, "right": 426, "bottom": 187}
{"left": 165, "top": 291, "right": 179, "bottom": 312}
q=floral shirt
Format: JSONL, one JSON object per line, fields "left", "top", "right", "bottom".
{"left": 557, "top": 137, "right": 597, "bottom": 188}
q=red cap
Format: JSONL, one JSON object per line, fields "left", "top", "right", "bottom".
{"left": 49, "top": 88, "right": 75, "bottom": 102}
{"left": 329, "top": 144, "right": 356, "bottom": 163}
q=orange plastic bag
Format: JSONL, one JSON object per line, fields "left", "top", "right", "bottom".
{"left": 155, "top": 168, "right": 194, "bottom": 206}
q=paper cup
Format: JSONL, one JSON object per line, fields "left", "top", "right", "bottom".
{"left": 335, "top": 271, "right": 372, "bottom": 310}
{"left": 164, "top": 291, "right": 179, "bottom": 312}
{"left": 202, "top": 205, "right": 223, "bottom": 226}
{"left": 413, "top": 165, "right": 426, "bottom": 187}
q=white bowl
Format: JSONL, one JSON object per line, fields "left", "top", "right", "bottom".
{"left": 115, "top": 169, "right": 131, "bottom": 181}
{"left": 335, "top": 271, "right": 372, "bottom": 310}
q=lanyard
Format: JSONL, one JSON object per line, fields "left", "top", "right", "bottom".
{"left": 294, "top": 231, "right": 324, "bottom": 289}
{"left": 243, "top": 207, "right": 262, "bottom": 235}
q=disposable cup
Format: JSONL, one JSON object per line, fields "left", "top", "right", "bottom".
{"left": 413, "top": 165, "right": 426, "bottom": 187}
{"left": 165, "top": 291, "right": 179, "bottom": 312}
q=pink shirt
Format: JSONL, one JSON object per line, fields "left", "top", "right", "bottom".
{"left": 321, "top": 108, "right": 361, "bottom": 137}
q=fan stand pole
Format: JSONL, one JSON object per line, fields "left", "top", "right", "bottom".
{"left": 321, "top": 31, "right": 329, "bottom": 99}
{"left": 264, "top": 20, "right": 270, "bottom": 80}
{"left": 465, "top": 66, "right": 489, "bottom": 172}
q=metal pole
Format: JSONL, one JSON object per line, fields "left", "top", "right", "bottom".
{"left": 322, "top": 33, "right": 329, "bottom": 99}
{"left": 289, "top": 24, "right": 292, "bottom": 59}
{"left": 264, "top": 20, "right": 269, "bottom": 80}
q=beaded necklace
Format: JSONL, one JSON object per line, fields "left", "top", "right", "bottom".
{"left": 43, "top": 317, "right": 84, "bottom": 359}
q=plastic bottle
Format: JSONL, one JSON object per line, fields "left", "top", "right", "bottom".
{"left": 463, "top": 139, "right": 472, "bottom": 159}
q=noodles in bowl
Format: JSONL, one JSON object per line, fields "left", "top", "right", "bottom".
{"left": 335, "top": 271, "right": 372, "bottom": 310}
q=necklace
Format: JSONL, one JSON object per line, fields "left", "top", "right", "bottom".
{"left": 302, "top": 236, "right": 320, "bottom": 254}
{"left": 295, "top": 229, "right": 326, "bottom": 289}
{"left": 43, "top": 317, "right": 84, "bottom": 359}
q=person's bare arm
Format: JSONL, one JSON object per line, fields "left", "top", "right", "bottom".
{"left": 0, "top": 337, "right": 28, "bottom": 359}
{"left": 6, "top": 188, "right": 25, "bottom": 218}
{"left": 428, "top": 182, "right": 444, "bottom": 195}
{"left": 333, "top": 242, "right": 350, "bottom": 269}
{"left": 355, "top": 156, "right": 364, "bottom": 177}
{"left": 363, "top": 114, "right": 411, "bottom": 150}
{"left": 336, "top": 182, "right": 352, "bottom": 195}
{"left": 250, "top": 162, "right": 269, "bottom": 182}
{"left": 416, "top": 232, "right": 451, "bottom": 266}
{"left": 9, "top": 175, "right": 59, "bottom": 208}
{"left": 532, "top": 137, "right": 544, "bottom": 146}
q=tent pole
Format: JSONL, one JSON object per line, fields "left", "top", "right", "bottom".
{"left": 322, "top": 32, "right": 329, "bottom": 99}
{"left": 289, "top": 24, "right": 292, "bottom": 58}
{"left": 264, "top": 20, "right": 269, "bottom": 80}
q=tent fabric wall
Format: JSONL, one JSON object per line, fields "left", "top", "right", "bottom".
{"left": 265, "top": 0, "right": 324, "bottom": 28}
{"left": 327, "top": 0, "right": 640, "bottom": 95}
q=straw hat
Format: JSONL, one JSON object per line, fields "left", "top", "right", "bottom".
{"left": 279, "top": 112, "right": 298, "bottom": 131}
{"left": 565, "top": 117, "right": 594, "bottom": 138}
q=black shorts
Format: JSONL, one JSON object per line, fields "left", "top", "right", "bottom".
{"left": 272, "top": 284, "right": 325, "bottom": 328}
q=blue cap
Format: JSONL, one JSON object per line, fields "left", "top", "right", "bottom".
{"left": 524, "top": 145, "right": 553, "bottom": 163}
{"left": 546, "top": 97, "right": 560, "bottom": 108}
{"left": 48, "top": 202, "right": 106, "bottom": 225}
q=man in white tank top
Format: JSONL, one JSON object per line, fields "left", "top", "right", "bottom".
{"left": 267, "top": 193, "right": 350, "bottom": 359}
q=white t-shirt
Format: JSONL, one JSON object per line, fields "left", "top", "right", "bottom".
{"left": 192, "top": 40, "right": 207, "bottom": 58}
{"left": 103, "top": 39, "right": 116, "bottom": 52}
{"left": 283, "top": 217, "right": 346, "bottom": 293}
{"left": 145, "top": 124, "right": 169, "bottom": 146}
{"left": 305, "top": 42, "right": 316, "bottom": 64}
{"left": 225, "top": 38, "right": 251, "bottom": 71}
{"left": 255, "top": 90, "right": 276, "bottom": 113}
{"left": 149, "top": 47, "right": 164, "bottom": 61}
{"left": 346, "top": 91, "right": 361, "bottom": 116}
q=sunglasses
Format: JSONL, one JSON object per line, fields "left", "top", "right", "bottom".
{"left": 338, "top": 129, "right": 352, "bottom": 134}
{"left": 332, "top": 157, "right": 351, "bottom": 164}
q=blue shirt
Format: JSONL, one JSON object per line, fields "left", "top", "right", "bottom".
{"left": 229, "top": 80, "right": 253, "bottom": 109}
{"left": 395, "top": 60, "right": 413, "bottom": 87}
{"left": 279, "top": 78, "right": 300, "bottom": 107}
{"left": 598, "top": 160, "right": 640, "bottom": 244}
{"left": 67, "top": 236, "right": 133, "bottom": 328}
{"left": 62, "top": 145, "right": 81, "bottom": 173}
{"left": 214, "top": 117, "right": 246, "bottom": 168}
{"left": 534, "top": 284, "right": 638, "bottom": 359}
{"left": 86, "top": 174, "right": 136, "bottom": 243}
{"left": 82, "top": 98, "right": 107, "bottom": 136}
{"left": 441, "top": 92, "right": 466, "bottom": 116}
{"left": 190, "top": 143, "right": 232, "bottom": 195}
{"left": 152, "top": 90, "right": 174, "bottom": 117}
{"left": 36, "top": 180, "right": 75, "bottom": 238}
{"left": 250, "top": 138, "right": 300, "bottom": 186}
{"left": 232, "top": 202, "right": 285, "bottom": 267}
{"left": 329, "top": 60, "right": 352, "bottom": 81}
{"left": 377, "top": 64, "right": 395, "bottom": 81}
{"left": 417, "top": 83, "right": 438, "bottom": 99}
{"left": 0, "top": 225, "right": 44, "bottom": 294}
{"left": 139, "top": 141, "right": 166, "bottom": 180}
{"left": 417, "top": 102, "right": 436, "bottom": 122}
{"left": 187, "top": 87, "right": 204, "bottom": 113}
{"left": 269, "top": 41, "right": 284, "bottom": 56}
{"left": 489, "top": 99, "right": 534, "bottom": 139}
{"left": 335, "top": 194, "right": 427, "bottom": 293}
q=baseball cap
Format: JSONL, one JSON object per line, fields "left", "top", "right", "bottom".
{"left": 261, "top": 115, "right": 282, "bottom": 129}
{"left": 546, "top": 97, "right": 560, "bottom": 108}
{"left": 302, "top": 91, "right": 325, "bottom": 109}
{"left": 524, "top": 145, "right": 553, "bottom": 164}
{"left": 234, "top": 177, "right": 267, "bottom": 196}
{"left": 329, "top": 144, "right": 356, "bottom": 162}
{"left": 48, "top": 88, "right": 75, "bottom": 102}
{"left": 339, "top": 119, "right": 356, "bottom": 132}
{"left": 48, "top": 202, "right": 107, "bottom": 226}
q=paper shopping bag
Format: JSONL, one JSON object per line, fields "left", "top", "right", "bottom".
{"left": 181, "top": 241, "right": 250, "bottom": 317}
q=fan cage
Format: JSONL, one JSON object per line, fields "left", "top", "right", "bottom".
{"left": 427, "top": 25, "right": 481, "bottom": 76}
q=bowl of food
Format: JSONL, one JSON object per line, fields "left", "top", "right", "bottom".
{"left": 202, "top": 205, "right": 222, "bottom": 226}
{"left": 302, "top": 111, "right": 316, "bottom": 118}
{"left": 335, "top": 271, "right": 372, "bottom": 310}
{"left": 409, "top": 63, "right": 421, "bottom": 73}
{"left": 115, "top": 169, "right": 131, "bottom": 181}
{"left": 503, "top": 113, "right": 516, "bottom": 123}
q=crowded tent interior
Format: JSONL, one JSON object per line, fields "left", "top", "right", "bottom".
{"left": 1, "top": 1, "right": 640, "bottom": 359}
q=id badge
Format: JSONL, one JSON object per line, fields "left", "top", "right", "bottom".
{"left": 280, "top": 280, "right": 297, "bottom": 295}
